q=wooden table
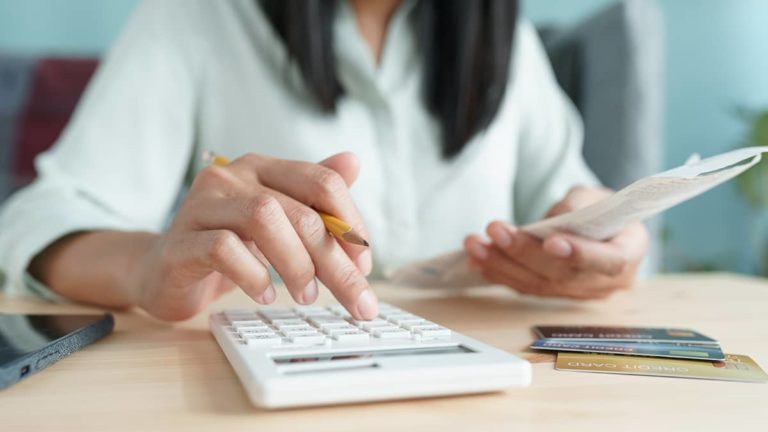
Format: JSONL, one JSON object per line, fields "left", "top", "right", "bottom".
{"left": 2, "top": 273, "right": 767, "bottom": 431}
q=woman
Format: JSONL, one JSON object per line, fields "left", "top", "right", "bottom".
{"left": 0, "top": 0, "right": 648, "bottom": 321}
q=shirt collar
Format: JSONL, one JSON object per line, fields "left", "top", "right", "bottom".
{"left": 334, "top": 0, "right": 419, "bottom": 99}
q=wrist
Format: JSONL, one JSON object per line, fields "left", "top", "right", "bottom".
{"left": 122, "top": 232, "right": 163, "bottom": 308}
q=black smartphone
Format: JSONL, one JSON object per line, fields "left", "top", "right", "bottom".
{"left": 0, "top": 313, "right": 114, "bottom": 390}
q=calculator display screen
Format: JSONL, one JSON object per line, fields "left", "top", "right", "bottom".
{"left": 272, "top": 344, "right": 474, "bottom": 364}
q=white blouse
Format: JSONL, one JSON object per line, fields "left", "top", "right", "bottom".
{"left": 0, "top": 0, "right": 597, "bottom": 298}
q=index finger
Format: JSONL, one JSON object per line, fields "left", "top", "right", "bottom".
{"left": 231, "top": 154, "right": 371, "bottom": 275}
{"left": 269, "top": 192, "right": 379, "bottom": 319}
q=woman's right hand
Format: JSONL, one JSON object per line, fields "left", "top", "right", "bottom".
{"left": 130, "top": 152, "right": 376, "bottom": 321}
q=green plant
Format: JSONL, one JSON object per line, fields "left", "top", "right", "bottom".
{"left": 660, "top": 110, "right": 768, "bottom": 275}
{"left": 735, "top": 110, "right": 768, "bottom": 208}
{"left": 734, "top": 108, "right": 768, "bottom": 275}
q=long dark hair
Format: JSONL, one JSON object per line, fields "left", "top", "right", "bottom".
{"left": 259, "top": 0, "right": 518, "bottom": 158}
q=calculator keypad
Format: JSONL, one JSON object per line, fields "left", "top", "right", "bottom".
{"left": 217, "top": 303, "right": 451, "bottom": 348}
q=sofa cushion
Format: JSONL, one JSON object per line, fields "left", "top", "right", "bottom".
{"left": 0, "top": 55, "right": 98, "bottom": 202}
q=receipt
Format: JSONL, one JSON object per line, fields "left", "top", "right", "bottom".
{"left": 387, "top": 146, "right": 768, "bottom": 288}
{"left": 524, "top": 146, "right": 767, "bottom": 240}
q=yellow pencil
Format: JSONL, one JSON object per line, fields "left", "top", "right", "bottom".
{"left": 202, "top": 150, "right": 369, "bottom": 247}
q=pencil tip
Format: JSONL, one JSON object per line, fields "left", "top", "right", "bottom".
{"left": 342, "top": 232, "right": 370, "bottom": 247}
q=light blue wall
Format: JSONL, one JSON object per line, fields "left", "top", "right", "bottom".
{"left": 661, "top": 1, "right": 768, "bottom": 272}
{"left": 0, "top": 0, "right": 138, "bottom": 54}
{"left": 1, "top": 0, "right": 767, "bottom": 273}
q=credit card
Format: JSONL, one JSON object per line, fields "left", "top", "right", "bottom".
{"left": 555, "top": 352, "right": 768, "bottom": 383}
{"left": 531, "top": 339, "right": 726, "bottom": 361}
{"left": 534, "top": 326, "right": 718, "bottom": 345}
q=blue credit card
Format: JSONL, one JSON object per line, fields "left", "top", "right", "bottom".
{"left": 530, "top": 339, "right": 726, "bottom": 361}
{"left": 533, "top": 326, "right": 719, "bottom": 345}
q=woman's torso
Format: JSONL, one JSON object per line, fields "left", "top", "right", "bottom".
{"left": 187, "top": 0, "right": 523, "bottom": 275}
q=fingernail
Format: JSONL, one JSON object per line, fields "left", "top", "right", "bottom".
{"left": 489, "top": 224, "right": 512, "bottom": 248}
{"left": 467, "top": 241, "right": 488, "bottom": 260}
{"left": 547, "top": 238, "right": 572, "bottom": 257}
{"left": 356, "top": 249, "right": 373, "bottom": 276}
{"left": 301, "top": 278, "right": 318, "bottom": 304}
{"left": 257, "top": 284, "right": 276, "bottom": 304}
{"left": 355, "top": 289, "right": 379, "bottom": 320}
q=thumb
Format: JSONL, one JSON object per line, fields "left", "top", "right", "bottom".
{"left": 318, "top": 152, "right": 360, "bottom": 187}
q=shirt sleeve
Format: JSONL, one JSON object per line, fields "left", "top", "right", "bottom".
{"left": 0, "top": 0, "right": 199, "bottom": 298}
{"left": 512, "top": 21, "right": 600, "bottom": 225}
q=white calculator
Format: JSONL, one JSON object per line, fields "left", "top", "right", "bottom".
{"left": 210, "top": 303, "right": 531, "bottom": 408}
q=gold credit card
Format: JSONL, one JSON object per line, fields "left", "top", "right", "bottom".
{"left": 555, "top": 352, "right": 768, "bottom": 383}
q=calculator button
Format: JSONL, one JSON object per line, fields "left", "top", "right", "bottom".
{"left": 332, "top": 331, "right": 370, "bottom": 343}
{"left": 244, "top": 334, "right": 283, "bottom": 347}
{"left": 276, "top": 324, "right": 315, "bottom": 333}
{"left": 263, "top": 315, "right": 300, "bottom": 323}
{"left": 312, "top": 319, "right": 351, "bottom": 328}
{"left": 264, "top": 321, "right": 302, "bottom": 331}
{"left": 309, "top": 316, "right": 347, "bottom": 325}
{"left": 236, "top": 327, "right": 274, "bottom": 334}
{"left": 372, "top": 328, "right": 412, "bottom": 339}
{"left": 225, "top": 313, "right": 259, "bottom": 321}
{"left": 327, "top": 305, "right": 353, "bottom": 317}
{"left": 378, "top": 308, "right": 402, "bottom": 312}
{"left": 409, "top": 324, "right": 440, "bottom": 331}
{"left": 323, "top": 325, "right": 359, "bottom": 335}
{"left": 282, "top": 328, "right": 320, "bottom": 336}
{"left": 307, "top": 314, "right": 342, "bottom": 320}
{"left": 355, "top": 319, "right": 392, "bottom": 330}
{"left": 238, "top": 328, "right": 276, "bottom": 337}
{"left": 293, "top": 306, "right": 327, "bottom": 315}
{"left": 378, "top": 311, "right": 406, "bottom": 319}
{"left": 402, "top": 321, "right": 435, "bottom": 330}
{"left": 272, "top": 318, "right": 306, "bottom": 325}
{"left": 320, "top": 323, "right": 350, "bottom": 333}
{"left": 319, "top": 327, "right": 355, "bottom": 337}
{"left": 288, "top": 334, "right": 327, "bottom": 345}
{"left": 230, "top": 320, "right": 267, "bottom": 327}
{"left": 270, "top": 318, "right": 305, "bottom": 325}
{"left": 369, "top": 325, "right": 402, "bottom": 333}
{"left": 328, "top": 327, "right": 364, "bottom": 334}
{"left": 383, "top": 313, "right": 417, "bottom": 319}
{"left": 387, "top": 315, "right": 425, "bottom": 325}
{"left": 259, "top": 311, "right": 300, "bottom": 321}
{"left": 415, "top": 327, "right": 451, "bottom": 339}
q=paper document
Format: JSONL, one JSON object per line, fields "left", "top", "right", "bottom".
{"left": 388, "top": 146, "right": 768, "bottom": 288}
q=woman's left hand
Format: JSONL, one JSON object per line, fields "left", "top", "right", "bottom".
{"left": 464, "top": 186, "right": 648, "bottom": 300}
